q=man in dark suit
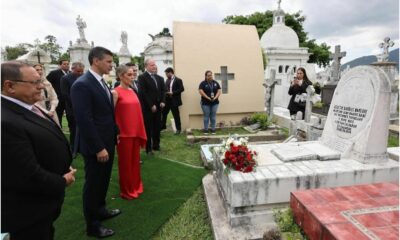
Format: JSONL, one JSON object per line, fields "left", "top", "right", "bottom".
{"left": 71, "top": 47, "right": 120, "bottom": 238}
{"left": 1, "top": 61, "right": 76, "bottom": 240}
{"left": 46, "top": 59, "right": 70, "bottom": 124}
{"left": 60, "top": 62, "right": 84, "bottom": 153}
{"left": 161, "top": 67, "right": 184, "bottom": 134}
{"left": 138, "top": 59, "right": 166, "bottom": 153}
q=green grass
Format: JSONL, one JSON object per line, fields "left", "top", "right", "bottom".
{"left": 158, "top": 131, "right": 204, "bottom": 166}
{"left": 54, "top": 153, "right": 207, "bottom": 240}
{"left": 192, "top": 127, "right": 249, "bottom": 136}
{"left": 153, "top": 187, "right": 213, "bottom": 240}
{"left": 388, "top": 135, "right": 399, "bottom": 147}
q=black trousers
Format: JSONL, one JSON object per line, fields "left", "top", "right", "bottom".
{"left": 55, "top": 100, "right": 65, "bottom": 125}
{"left": 82, "top": 150, "right": 114, "bottom": 230}
{"left": 162, "top": 103, "right": 181, "bottom": 131}
{"left": 143, "top": 107, "right": 161, "bottom": 152}
{"left": 65, "top": 110, "right": 76, "bottom": 148}
{"left": 10, "top": 209, "right": 61, "bottom": 240}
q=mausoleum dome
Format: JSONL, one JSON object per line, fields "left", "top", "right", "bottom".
{"left": 260, "top": 24, "right": 299, "bottom": 49}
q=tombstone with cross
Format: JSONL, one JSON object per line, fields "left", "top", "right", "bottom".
{"left": 377, "top": 37, "right": 395, "bottom": 62}
{"left": 329, "top": 45, "right": 346, "bottom": 84}
{"left": 263, "top": 69, "right": 281, "bottom": 116}
{"left": 214, "top": 66, "right": 235, "bottom": 94}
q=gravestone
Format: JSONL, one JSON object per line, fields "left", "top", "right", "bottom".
{"left": 321, "top": 45, "right": 346, "bottom": 113}
{"left": 263, "top": 69, "right": 281, "bottom": 116}
{"left": 174, "top": 21, "right": 265, "bottom": 129}
{"left": 203, "top": 65, "right": 398, "bottom": 239}
{"left": 320, "top": 66, "right": 391, "bottom": 163}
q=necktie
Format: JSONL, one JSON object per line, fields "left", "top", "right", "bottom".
{"left": 32, "top": 105, "right": 47, "bottom": 119}
{"left": 100, "top": 78, "right": 111, "bottom": 101}
{"left": 151, "top": 74, "right": 158, "bottom": 89}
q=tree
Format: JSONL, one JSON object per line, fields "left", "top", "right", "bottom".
{"left": 131, "top": 55, "right": 144, "bottom": 71}
{"left": 39, "top": 35, "right": 63, "bottom": 64}
{"left": 223, "top": 11, "right": 331, "bottom": 67}
{"left": 5, "top": 43, "right": 32, "bottom": 60}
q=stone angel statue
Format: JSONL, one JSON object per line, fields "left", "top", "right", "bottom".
{"left": 76, "top": 15, "right": 87, "bottom": 41}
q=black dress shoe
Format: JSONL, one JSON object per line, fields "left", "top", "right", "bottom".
{"left": 99, "top": 209, "right": 121, "bottom": 221}
{"left": 87, "top": 226, "right": 114, "bottom": 238}
{"left": 153, "top": 147, "right": 160, "bottom": 151}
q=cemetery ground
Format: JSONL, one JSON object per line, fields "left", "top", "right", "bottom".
{"left": 56, "top": 116, "right": 398, "bottom": 240}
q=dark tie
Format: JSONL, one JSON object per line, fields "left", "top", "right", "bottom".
{"left": 100, "top": 78, "right": 111, "bottom": 101}
{"left": 151, "top": 74, "right": 158, "bottom": 89}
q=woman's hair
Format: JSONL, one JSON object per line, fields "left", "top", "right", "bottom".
{"left": 32, "top": 63, "right": 44, "bottom": 70}
{"left": 115, "top": 65, "right": 129, "bottom": 79}
{"left": 297, "top": 67, "right": 312, "bottom": 84}
{"left": 205, "top": 70, "right": 212, "bottom": 78}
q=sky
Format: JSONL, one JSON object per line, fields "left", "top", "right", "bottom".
{"left": 1, "top": 0, "right": 399, "bottom": 64}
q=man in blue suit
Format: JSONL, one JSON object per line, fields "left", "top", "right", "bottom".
{"left": 71, "top": 47, "right": 120, "bottom": 238}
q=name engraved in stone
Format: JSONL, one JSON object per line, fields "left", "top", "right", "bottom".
{"left": 333, "top": 105, "right": 368, "bottom": 134}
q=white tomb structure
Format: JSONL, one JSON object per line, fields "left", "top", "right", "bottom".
{"left": 16, "top": 46, "right": 53, "bottom": 75}
{"left": 203, "top": 65, "right": 398, "bottom": 239}
{"left": 143, "top": 34, "right": 173, "bottom": 74}
{"left": 261, "top": 2, "right": 314, "bottom": 112}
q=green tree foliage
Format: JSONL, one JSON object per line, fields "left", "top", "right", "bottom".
{"left": 131, "top": 55, "right": 144, "bottom": 71}
{"left": 39, "top": 35, "right": 63, "bottom": 64}
{"left": 223, "top": 11, "right": 331, "bottom": 67}
{"left": 112, "top": 53, "right": 119, "bottom": 66}
{"left": 5, "top": 43, "right": 32, "bottom": 60}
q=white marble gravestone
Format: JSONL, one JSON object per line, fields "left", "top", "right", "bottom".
{"left": 320, "top": 66, "right": 391, "bottom": 163}
{"left": 203, "top": 65, "right": 398, "bottom": 240}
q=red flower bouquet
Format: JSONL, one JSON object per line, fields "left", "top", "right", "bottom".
{"left": 222, "top": 141, "right": 257, "bottom": 173}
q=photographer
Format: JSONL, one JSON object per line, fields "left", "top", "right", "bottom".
{"left": 287, "top": 67, "right": 312, "bottom": 120}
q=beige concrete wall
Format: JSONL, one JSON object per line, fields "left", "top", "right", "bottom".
{"left": 173, "top": 21, "right": 265, "bottom": 129}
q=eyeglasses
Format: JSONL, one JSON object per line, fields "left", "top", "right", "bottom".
{"left": 10, "top": 79, "right": 44, "bottom": 85}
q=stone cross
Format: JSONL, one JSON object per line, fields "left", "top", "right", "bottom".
{"left": 304, "top": 85, "right": 314, "bottom": 123}
{"left": 378, "top": 37, "right": 395, "bottom": 62}
{"left": 214, "top": 66, "right": 235, "bottom": 94}
{"left": 277, "top": 0, "right": 282, "bottom": 9}
{"left": 329, "top": 45, "right": 346, "bottom": 83}
{"left": 76, "top": 15, "right": 87, "bottom": 42}
{"left": 263, "top": 69, "right": 281, "bottom": 116}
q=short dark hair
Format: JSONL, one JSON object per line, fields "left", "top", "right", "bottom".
{"left": 125, "top": 63, "right": 136, "bottom": 67}
{"left": 88, "top": 46, "right": 113, "bottom": 66}
{"left": 59, "top": 59, "right": 69, "bottom": 65}
{"left": 1, "top": 61, "right": 31, "bottom": 90}
{"left": 164, "top": 67, "right": 174, "bottom": 74}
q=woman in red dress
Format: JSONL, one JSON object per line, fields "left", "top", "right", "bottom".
{"left": 112, "top": 65, "right": 147, "bottom": 199}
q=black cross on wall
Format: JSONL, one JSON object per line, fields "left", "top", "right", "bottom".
{"left": 214, "top": 66, "right": 234, "bottom": 94}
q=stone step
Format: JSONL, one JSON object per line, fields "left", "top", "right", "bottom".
{"left": 290, "top": 182, "right": 399, "bottom": 240}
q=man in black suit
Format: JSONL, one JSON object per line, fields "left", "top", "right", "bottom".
{"left": 71, "top": 47, "right": 120, "bottom": 238}
{"left": 138, "top": 59, "right": 166, "bottom": 153}
{"left": 1, "top": 61, "right": 76, "bottom": 240}
{"left": 47, "top": 59, "right": 70, "bottom": 124}
{"left": 161, "top": 67, "right": 184, "bottom": 134}
{"left": 60, "top": 62, "right": 84, "bottom": 153}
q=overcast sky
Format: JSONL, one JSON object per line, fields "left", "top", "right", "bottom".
{"left": 1, "top": 0, "right": 398, "bottom": 63}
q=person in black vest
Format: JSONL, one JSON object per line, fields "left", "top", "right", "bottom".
{"left": 60, "top": 62, "right": 85, "bottom": 153}
{"left": 138, "top": 59, "right": 166, "bottom": 153}
{"left": 161, "top": 67, "right": 184, "bottom": 134}
{"left": 47, "top": 59, "right": 70, "bottom": 124}
{"left": 287, "top": 67, "right": 312, "bottom": 120}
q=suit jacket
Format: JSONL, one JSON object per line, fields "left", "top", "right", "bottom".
{"left": 138, "top": 72, "right": 166, "bottom": 113}
{"left": 70, "top": 71, "right": 119, "bottom": 156}
{"left": 60, "top": 73, "right": 79, "bottom": 115}
{"left": 47, "top": 69, "right": 68, "bottom": 101}
{"left": 1, "top": 97, "right": 71, "bottom": 232}
{"left": 165, "top": 77, "right": 184, "bottom": 107}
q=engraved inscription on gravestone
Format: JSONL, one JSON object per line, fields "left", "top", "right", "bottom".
{"left": 331, "top": 77, "right": 374, "bottom": 139}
